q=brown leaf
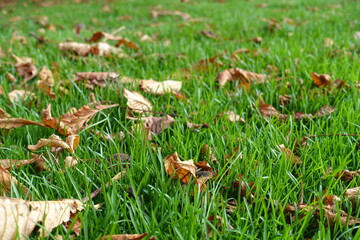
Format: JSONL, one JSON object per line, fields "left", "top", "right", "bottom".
{"left": 37, "top": 66, "right": 55, "bottom": 98}
{"left": 58, "top": 42, "right": 125, "bottom": 57}
{"left": 8, "top": 90, "right": 35, "bottom": 103}
{"left": 335, "top": 169, "right": 360, "bottom": 181}
{"left": 6, "top": 72, "right": 17, "bottom": 83}
{"left": 201, "top": 144, "right": 218, "bottom": 163}
{"left": 0, "top": 154, "right": 43, "bottom": 170}
{"left": 259, "top": 102, "right": 288, "bottom": 120}
{"left": 164, "top": 152, "right": 197, "bottom": 184}
{"left": 0, "top": 118, "right": 45, "bottom": 129}
{"left": 279, "top": 95, "right": 291, "bottom": 106}
{"left": 0, "top": 108, "right": 10, "bottom": 118}
{"left": 74, "top": 72, "right": 119, "bottom": 89}
{"left": 139, "top": 79, "right": 182, "bottom": 95}
{"left": 186, "top": 122, "right": 210, "bottom": 129}
{"left": 0, "top": 166, "right": 30, "bottom": 196}
{"left": 216, "top": 111, "right": 246, "bottom": 124}
{"left": 195, "top": 161, "right": 213, "bottom": 171}
{"left": 144, "top": 115, "right": 175, "bottom": 135}
{"left": 312, "top": 72, "right": 331, "bottom": 87}
{"left": 11, "top": 54, "right": 38, "bottom": 84}
{"left": 0, "top": 197, "right": 84, "bottom": 239}
{"left": 64, "top": 156, "right": 78, "bottom": 167}
{"left": 87, "top": 31, "right": 139, "bottom": 50}
{"left": 100, "top": 233, "right": 154, "bottom": 240}
{"left": 114, "top": 38, "right": 139, "bottom": 50}
{"left": 224, "top": 147, "right": 242, "bottom": 161}
{"left": 41, "top": 103, "right": 118, "bottom": 135}
{"left": 201, "top": 30, "right": 218, "bottom": 39}
{"left": 216, "top": 68, "right": 266, "bottom": 87}
{"left": 28, "top": 134, "right": 79, "bottom": 153}
{"left": 195, "top": 170, "right": 216, "bottom": 190}
{"left": 312, "top": 106, "right": 336, "bottom": 118}
{"left": 151, "top": 10, "right": 191, "bottom": 20}
{"left": 278, "top": 144, "right": 302, "bottom": 165}
{"left": 123, "top": 88, "right": 152, "bottom": 114}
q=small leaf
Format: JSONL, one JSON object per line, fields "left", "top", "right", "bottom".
{"left": 164, "top": 152, "right": 197, "bottom": 184}
{"left": 139, "top": 79, "right": 182, "bottom": 95}
{"left": 11, "top": 54, "right": 38, "bottom": 84}
{"left": 123, "top": 88, "right": 152, "bottom": 114}
{"left": 217, "top": 68, "right": 266, "bottom": 87}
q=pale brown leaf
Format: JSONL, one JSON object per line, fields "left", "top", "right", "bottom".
{"left": 217, "top": 68, "right": 266, "bottom": 87}
{"left": 164, "top": 152, "right": 197, "bottom": 184}
{"left": 151, "top": 10, "right": 191, "bottom": 20}
{"left": 74, "top": 72, "right": 119, "bottom": 89}
{"left": 0, "top": 118, "right": 45, "bottom": 129}
{"left": 58, "top": 42, "right": 125, "bottom": 57}
{"left": 11, "top": 54, "right": 38, "bottom": 84}
{"left": 139, "top": 79, "right": 182, "bottom": 95}
{"left": 144, "top": 115, "right": 175, "bottom": 135}
{"left": 312, "top": 72, "right": 331, "bottom": 87}
{"left": 37, "top": 66, "right": 55, "bottom": 98}
{"left": 345, "top": 187, "right": 360, "bottom": 198}
{"left": 279, "top": 95, "right": 291, "bottom": 106}
{"left": 0, "top": 197, "right": 84, "bottom": 239}
{"left": 216, "top": 111, "right": 246, "bottom": 123}
{"left": 6, "top": 72, "right": 17, "bottom": 83}
{"left": 259, "top": 102, "right": 288, "bottom": 120}
{"left": 201, "top": 144, "right": 218, "bottom": 163}
{"left": 8, "top": 90, "right": 34, "bottom": 103}
{"left": 277, "top": 144, "right": 302, "bottom": 165}
{"left": 28, "top": 134, "right": 78, "bottom": 153}
{"left": 335, "top": 169, "right": 360, "bottom": 181}
{"left": 0, "top": 108, "right": 10, "bottom": 118}
{"left": 100, "top": 233, "right": 154, "bottom": 240}
{"left": 41, "top": 103, "right": 118, "bottom": 135}
{"left": 0, "top": 154, "right": 43, "bottom": 170}
{"left": 123, "top": 88, "right": 152, "bottom": 113}
{"left": 0, "top": 166, "right": 29, "bottom": 196}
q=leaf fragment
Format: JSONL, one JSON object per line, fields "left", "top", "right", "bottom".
{"left": 139, "top": 79, "right": 182, "bottom": 95}
{"left": 0, "top": 118, "right": 45, "bottom": 129}
{"left": 74, "top": 72, "right": 119, "bottom": 89}
{"left": 8, "top": 90, "right": 35, "bottom": 103}
{"left": 0, "top": 154, "right": 43, "bottom": 170}
{"left": 58, "top": 42, "right": 125, "bottom": 57}
{"left": 100, "top": 233, "right": 155, "bottom": 240}
{"left": 277, "top": 144, "right": 302, "bottom": 165}
{"left": 28, "top": 134, "right": 79, "bottom": 153}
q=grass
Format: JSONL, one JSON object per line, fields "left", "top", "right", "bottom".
{"left": 1, "top": 0, "right": 360, "bottom": 239}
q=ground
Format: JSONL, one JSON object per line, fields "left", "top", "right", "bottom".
{"left": 0, "top": 0, "right": 360, "bottom": 239}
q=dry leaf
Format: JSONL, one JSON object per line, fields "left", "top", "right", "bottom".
{"left": 279, "top": 95, "right": 291, "bottom": 106}
{"left": 312, "top": 72, "right": 331, "bottom": 87}
{"left": 335, "top": 169, "right": 360, "bottom": 181}
{"left": 58, "top": 42, "right": 124, "bottom": 57}
{"left": 216, "top": 111, "right": 246, "bottom": 123}
{"left": 10, "top": 31, "right": 27, "bottom": 45}
{"left": 201, "top": 30, "right": 218, "bottom": 39}
{"left": 0, "top": 197, "right": 84, "bottom": 239}
{"left": 0, "top": 108, "right": 11, "bottom": 118}
{"left": 164, "top": 152, "right": 197, "bottom": 184}
{"left": 345, "top": 187, "right": 360, "bottom": 198}
{"left": 201, "top": 144, "right": 218, "bottom": 163}
{"left": 11, "top": 54, "right": 38, "bottom": 84}
{"left": 58, "top": 42, "right": 91, "bottom": 56}
{"left": 37, "top": 66, "right": 55, "bottom": 98}
{"left": 216, "top": 68, "right": 266, "bottom": 87}
{"left": 0, "top": 166, "right": 30, "bottom": 196}
{"left": 6, "top": 73, "right": 17, "bottom": 83}
{"left": 41, "top": 103, "right": 118, "bottom": 135}
{"left": 151, "top": 10, "right": 191, "bottom": 20}
{"left": 87, "top": 31, "right": 139, "bottom": 50}
{"left": 139, "top": 79, "right": 182, "bottom": 95}
{"left": 144, "top": 115, "right": 175, "bottom": 135}
{"left": 28, "top": 134, "right": 79, "bottom": 153}
{"left": 64, "top": 156, "right": 78, "bottom": 167}
{"left": 324, "top": 38, "right": 334, "bottom": 47}
{"left": 186, "top": 122, "right": 210, "bottom": 129}
{"left": 195, "top": 170, "right": 216, "bottom": 190}
{"left": 100, "top": 233, "right": 154, "bottom": 240}
{"left": 0, "top": 154, "right": 43, "bottom": 170}
{"left": 277, "top": 144, "right": 302, "bottom": 165}
{"left": 74, "top": 72, "right": 119, "bottom": 89}
{"left": 123, "top": 88, "right": 152, "bottom": 113}
{"left": 354, "top": 31, "right": 360, "bottom": 41}
{"left": 259, "top": 102, "right": 288, "bottom": 120}
{"left": 8, "top": 90, "right": 34, "bottom": 103}
{"left": 0, "top": 118, "right": 45, "bottom": 129}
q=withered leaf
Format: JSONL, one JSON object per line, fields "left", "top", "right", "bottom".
{"left": 186, "top": 122, "right": 210, "bottom": 129}
{"left": 37, "top": 66, "right": 55, "bottom": 98}
{"left": 8, "top": 90, "right": 35, "bottom": 103}
{"left": 217, "top": 68, "right": 266, "bottom": 87}
{"left": 0, "top": 166, "right": 30, "bottom": 196}
{"left": 259, "top": 102, "right": 288, "bottom": 120}
{"left": 279, "top": 95, "right": 291, "bottom": 106}
{"left": 277, "top": 144, "right": 302, "bottom": 165}
{"left": 58, "top": 42, "right": 91, "bottom": 56}
{"left": 0, "top": 108, "right": 10, "bottom": 118}
{"left": 345, "top": 187, "right": 360, "bottom": 198}
{"left": 41, "top": 103, "right": 118, "bottom": 135}
{"left": 123, "top": 88, "right": 152, "bottom": 113}
{"left": 201, "top": 30, "right": 218, "bottom": 39}
{"left": 151, "top": 10, "right": 191, "bottom": 20}
{"left": 74, "top": 72, "right": 119, "bottom": 89}
{"left": 28, "top": 134, "right": 80, "bottom": 154}
{"left": 0, "top": 197, "right": 84, "bottom": 239}
{"left": 164, "top": 152, "right": 197, "bottom": 184}
{"left": 216, "top": 111, "right": 246, "bottom": 123}
{"left": 0, "top": 118, "right": 45, "bottom": 129}
{"left": 6, "top": 73, "right": 17, "bottom": 83}
{"left": 144, "top": 115, "right": 175, "bottom": 135}
{"left": 11, "top": 54, "right": 38, "bottom": 84}
{"left": 87, "top": 31, "right": 139, "bottom": 50}
{"left": 100, "top": 233, "right": 155, "bottom": 240}
{"left": 201, "top": 144, "right": 218, "bottom": 163}
{"left": 312, "top": 72, "right": 331, "bottom": 87}
{"left": 335, "top": 169, "right": 360, "bottom": 181}
{"left": 139, "top": 79, "right": 182, "bottom": 95}
{"left": 0, "top": 154, "right": 43, "bottom": 170}
{"left": 58, "top": 42, "right": 125, "bottom": 57}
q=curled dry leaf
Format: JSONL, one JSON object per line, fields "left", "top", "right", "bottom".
{"left": 74, "top": 72, "right": 119, "bottom": 89}
{"left": 11, "top": 54, "right": 38, "bottom": 84}
{"left": 0, "top": 154, "right": 43, "bottom": 170}
{"left": 0, "top": 108, "right": 10, "bottom": 118}
{"left": 335, "top": 169, "right": 360, "bottom": 181}
{"left": 28, "top": 134, "right": 80, "bottom": 153}
{"left": 0, "top": 118, "right": 45, "bottom": 129}
{"left": 277, "top": 144, "right": 302, "bottom": 165}
{"left": 216, "top": 111, "right": 246, "bottom": 124}
{"left": 139, "top": 79, "right": 182, "bottom": 95}
{"left": 0, "top": 166, "right": 30, "bottom": 196}
{"left": 195, "top": 170, "right": 216, "bottom": 190}
{"left": 37, "top": 66, "right": 55, "bottom": 98}
{"left": 123, "top": 88, "right": 152, "bottom": 114}
{"left": 345, "top": 187, "right": 360, "bottom": 198}
{"left": 151, "top": 10, "right": 191, "bottom": 20}
{"left": 164, "top": 152, "right": 197, "bottom": 184}
{"left": 312, "top": 72, "right": 331, "bottom": 87}
{"left": 41, "top": 103, "right": 118, "bottom": 135}
{"left": 100, "top": 233, "right": 155, "bottom": 240}
{"left": 0, "top": 197, "right": 84, "bottom": 240}
{"left": 58, "top": 42, "right": 91, "bottom": 56}
{"left": 216, "top": 68, "right": 266, "bottom": 87}
{"left": 8, "top": 90, "right": 35, "bottom": 103}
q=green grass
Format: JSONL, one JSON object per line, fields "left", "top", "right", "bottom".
{"left": 1, "top": 0, "right": 360, "bottom": 239}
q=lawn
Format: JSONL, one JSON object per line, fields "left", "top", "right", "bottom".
{"left": 0, "top": 0, "right": 360, "bottom": 239}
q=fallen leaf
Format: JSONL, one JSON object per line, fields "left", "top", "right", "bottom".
{"left": 279, "top": 95, "right": 291, "bottom": 106}
{"left": 201, "top": 30, "right": 218, "bottom": 39}
{"left": 64, "top": 156, "right": 78, "bottom": 167}
{"left": 216, "top": 111, "right": 246, "bottom": 123}
{"left": 87, "top": 31, "right": 139, "bottom": 50}
{"left": 139, "top": 79, "right": 182, "bottom": 95}
{"left": 74, "top": 72, "right": 119, "bottom": 89}
{"left": 100, "top": 233, "right": 155, "bottom": 240}
{"left": 41, "top": 103, "right": 118, "bottom": 135}
{"left": 195, "top": 170, "right": 216, "bottom": 190}
{"left": 151, "top": 10, "right": 191, "bottom": 20}
{"left": 251, "top": 37, "right": 262, "bottom": 43}
{"left": 28, "top": 134, "right": 80, "bottom": 153}
{"left": 345, "top": 187, "right": 360, "bottom": 198}
{"left": 0, "top": 108, "right": 10, "bottom": 118}
{"left": 335, "top": 169, "right": 360, "bottom": 181}
{"left": 354, "top": 31, "right": 360, "bottom": 41}
{"left": 144, "top": 115, "right": 175, "bottom": 135}
{"left": 58, "top": 42, "right": 125, "bottom": 57}
{"left": 164, "top": 152, "right": 197, "bottom": 184}
{"left": 37, "top": 66, "right": 55, "bottom": 98}
{"left": 0, "top": 154, "right": 43, "bottom": 170}
{"left": 6, "top": 72, "right": 17, "bottom": 83}
{"left": 0, "top": 118, "right": 45, "bottom": 129}
{"left": 201, "top": 144, "right": 218, "bottom": 163}
{"left": 123, "top": 88, "right": 152, "bottom": 114}
{"left": 0, "top": 166, "right": 30, "bottom": 196}
{"left": 11, "top": 54, "right": 38, "bottom": 84}
{"left": 8, "top": 90, "right": 35, "bottom": 103}
{"left": 224, "top": 147, "right": 242, "bottom": 161}
{"left": 10, "top": 31, "right": 27, "bottom": 45}
{"left": 312, "top": 72, "right": 331, "bottom": 87}
{"left": 186, "top": 122, "right": 210, "bottom": 129}
{"left": 259, "top": 102, "right": 288, "bottom": 120}
{"left": 216, "top": 68, "right": 266, "bottom": 87}
{"left": 277, "top": 144, "right": 302, "bottom": 165}
{"left": 0, "top": 197, "right": 84, "bottom": 239}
